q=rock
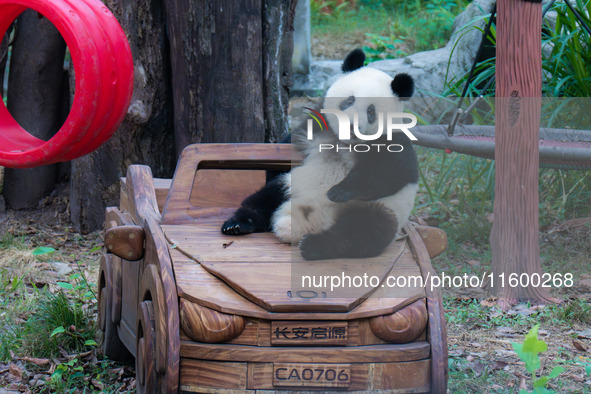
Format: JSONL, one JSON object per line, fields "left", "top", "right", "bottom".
{"left": 51, "top": 262, "right": 73, "bottom": 277}
{"left": 292, "top": 60, "right": 341, "bottom": 95}
{"left": 0, "top": 195, "right": 5, "bottom": 215}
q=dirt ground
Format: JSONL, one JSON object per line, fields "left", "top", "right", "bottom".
{"left": 0, "top": 180, "right": 137, "bottom": 392}
{"left": 1, "top": 178, "right": 590, "bottom": 392}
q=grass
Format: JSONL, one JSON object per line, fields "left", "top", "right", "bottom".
{"left": 444, "top": 297, "right": 591, "bottom": 393}
{"left": 542, "top": 0, "right": 591, "bottom": 97}
{"left": 0, "top": 228, "right": 132, "bottom": 392}
{"left": 414, "top": 146, "right": 591, "bottom": 273}
{"left": 445, "top": 0, "right": 591, "bottom": 101}
{"left": 414, "top": 146, "right": 591, "bottom": 391}
{"left": 310, "top": 0, "right": 470, "bottom": 60}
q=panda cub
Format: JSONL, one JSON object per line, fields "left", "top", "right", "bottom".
{"left": 222, "top": 49, "right": 418, "bottom": 261}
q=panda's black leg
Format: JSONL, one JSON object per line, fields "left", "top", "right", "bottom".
{"left": 299, "top": 203, "right": 398, "bottom": 260}
{"left": 221, "top": 177, "right": 287, "bottom": 235}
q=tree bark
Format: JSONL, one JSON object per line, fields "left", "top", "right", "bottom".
{"left": 69, "top": 0, "right": 294, "bottom": 231}
{"left": 163, "top": 0, "right": 264, "bottom": 153}
{"left": 491, "top": 0, "right": 554, "bottom": 305}
{"left": 263, "top": 0, "right": 297, "bottom": 142}
{"left": 69, "top": 0, "right": 175, "bottom": 232}
{"left": 163, "top": 0, "right": 295, "bottom": 151}
{"left": 2, "top": 11, "right": 66, "bottom": 209}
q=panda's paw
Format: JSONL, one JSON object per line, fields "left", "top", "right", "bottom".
{"left": 299, "top": 234, "right": 331, "bottom": 261}
{"left": 327, "top": 185, "right": 354, "bottom": 202}
{"left": 221, "top": 219, "right": 256, "bottom": 235}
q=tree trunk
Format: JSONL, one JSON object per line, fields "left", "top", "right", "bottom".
{"left": 69, "top": 0, "right": 294, "bottom": 231}
{"left": 163, "top": 0, "right": 295, "bottom": 152}
{"left": 491, "top": 0, "right": 554, "bottom": 306}
{"left": 2, "top": 11, "right": 66, "bottom": 209}
{"left": 69, "top": 0, "right": 175, "bottom": 233}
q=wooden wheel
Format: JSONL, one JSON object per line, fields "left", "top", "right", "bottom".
{"left": 136, "top": 300, "right": 160, "bottom": 394}
{"left": 405, "top": 225, "right": 448, "bottom": 393}
{"left": 98, "top": 255, "right": 131, "bottom": 361}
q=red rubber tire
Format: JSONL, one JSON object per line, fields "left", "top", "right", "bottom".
{"left": 0, "top": 0, "right": 133, "bottom": 168}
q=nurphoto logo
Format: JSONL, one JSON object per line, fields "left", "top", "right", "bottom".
{"left": 304, "top": 107, "right": 418, "bottom": 153}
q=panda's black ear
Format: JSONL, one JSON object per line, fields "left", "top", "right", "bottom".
{"left": 391, "top": 73, "right": 414, "bottom": 101}
{"left": 342, "top": 49, "right": 365, "bottom": 72}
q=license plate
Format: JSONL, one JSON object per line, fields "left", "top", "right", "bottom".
{"left": 273, "top": 363, "right": 351, "bottom": 388}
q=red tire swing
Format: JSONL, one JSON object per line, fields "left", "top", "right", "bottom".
{"left": 0, "top": 0, "right": 133, "bottom": 168}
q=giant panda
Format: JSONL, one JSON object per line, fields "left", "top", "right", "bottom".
{"left": 221, "top": 49, "right": 418, "bottom": 261}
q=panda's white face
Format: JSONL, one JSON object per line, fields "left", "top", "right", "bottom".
{"left": 324, "top": 67, "right": 404, "bottom": 141}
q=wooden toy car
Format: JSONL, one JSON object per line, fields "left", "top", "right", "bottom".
{"left": 98, "top": 143, "right": 448, "bottom": 393}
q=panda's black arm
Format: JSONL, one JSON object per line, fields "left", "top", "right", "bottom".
{"left": 327, "top": 139, "right": 418, "bottom": 202}
{"left": 221, "top": 176, "right": 288, "bottom": 235}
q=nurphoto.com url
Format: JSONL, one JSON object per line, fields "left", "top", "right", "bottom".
{"left": 301, "top": 272, "right": 574, "bottom": 292}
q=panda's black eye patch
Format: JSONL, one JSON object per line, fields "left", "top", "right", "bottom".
{"left": 367, "top": 104, "right": 376, "bottom": 124}
{"left": 339, "top": 96, "right": 356, "bottom": 111}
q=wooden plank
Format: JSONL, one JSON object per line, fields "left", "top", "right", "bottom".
{"left": 174, "top": 260, "right": 272, "bottom": 318}
{"left": 174, "top": 257, "right": 425, "bottom": 321}
{"left": 120, "top": 259, "right": 140, "bottom": 337}
{"left": 141, "top": 217, "right": 181, "bottom": 392}
{"left": 161, "top": 144, "right": 294, "bottom": 225}
{"left": 164, "top": 218, "right": 424, "bottom": 313}
{"left": 371, "top": 360, "right": 431, "bottom": 392}
{"left": 122, "top": 177, "right": 170, "bottom": 213}
{"left": 154, "top": 178, "right": 171, "bottom": 213}
{"left": 117, "top": 318, "right": 137, "bottom": 358}
{"left": 227, "top": 320, "right": 259, "bottom": 346}
{"left": 189, "top": 169, "right": 265, "bottom": 208}
{"left": 125, "top": 165, "right": 161, "bottom": 224}
{"left": 164, "top": 219, "right": 413, "bottom": 266}
{"left": 171, "top": 220, "right": 426, "bottom": 320}
{"left": 163, "top": 223, "right": 291, "bottom": 263}
{"left": 119, "top": 178, "right": 131, "bottom": 215}
{"left": 406, "top": 224, "right": 448, "bottom": 393}
{"left": 348, "top": 319, "right": 387, "bottom": 346}
{"left": 180, "top": 341, "right": 430, "bottom": 363}
{"left": 181, "top": 310, "right": 418, "bottom": 346}
{"left": 179, "top": 359, "right": 247, "bottom": 391}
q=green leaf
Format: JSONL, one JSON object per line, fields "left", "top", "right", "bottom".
{"left": 50, "top": 326, "right": 66, "bottom": 338}
{"left": 89, "top": 245, "right": 102, "bottom": 253}
{"left": 513, "top": 324, "right": 547, "bottom": 375}
{"left": 51, "top": 370, "right": 63, "bottom": 382}
{"left": 533, "top": 387, "right": 554, "bottom": 394}
{"left": 533, "top": 376, "right": 549, "bottom": 388}
{"left": 56, "top": 282, "right": 74, "bottom": 290}
{"left": 547, "top": 366, "right": 564, "bottom": 379}
{"left": 32, "top": 246, "right": 55, "bottom": 255}
{"left": 84, "top": 339, "right": 98, "bottom": 346}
